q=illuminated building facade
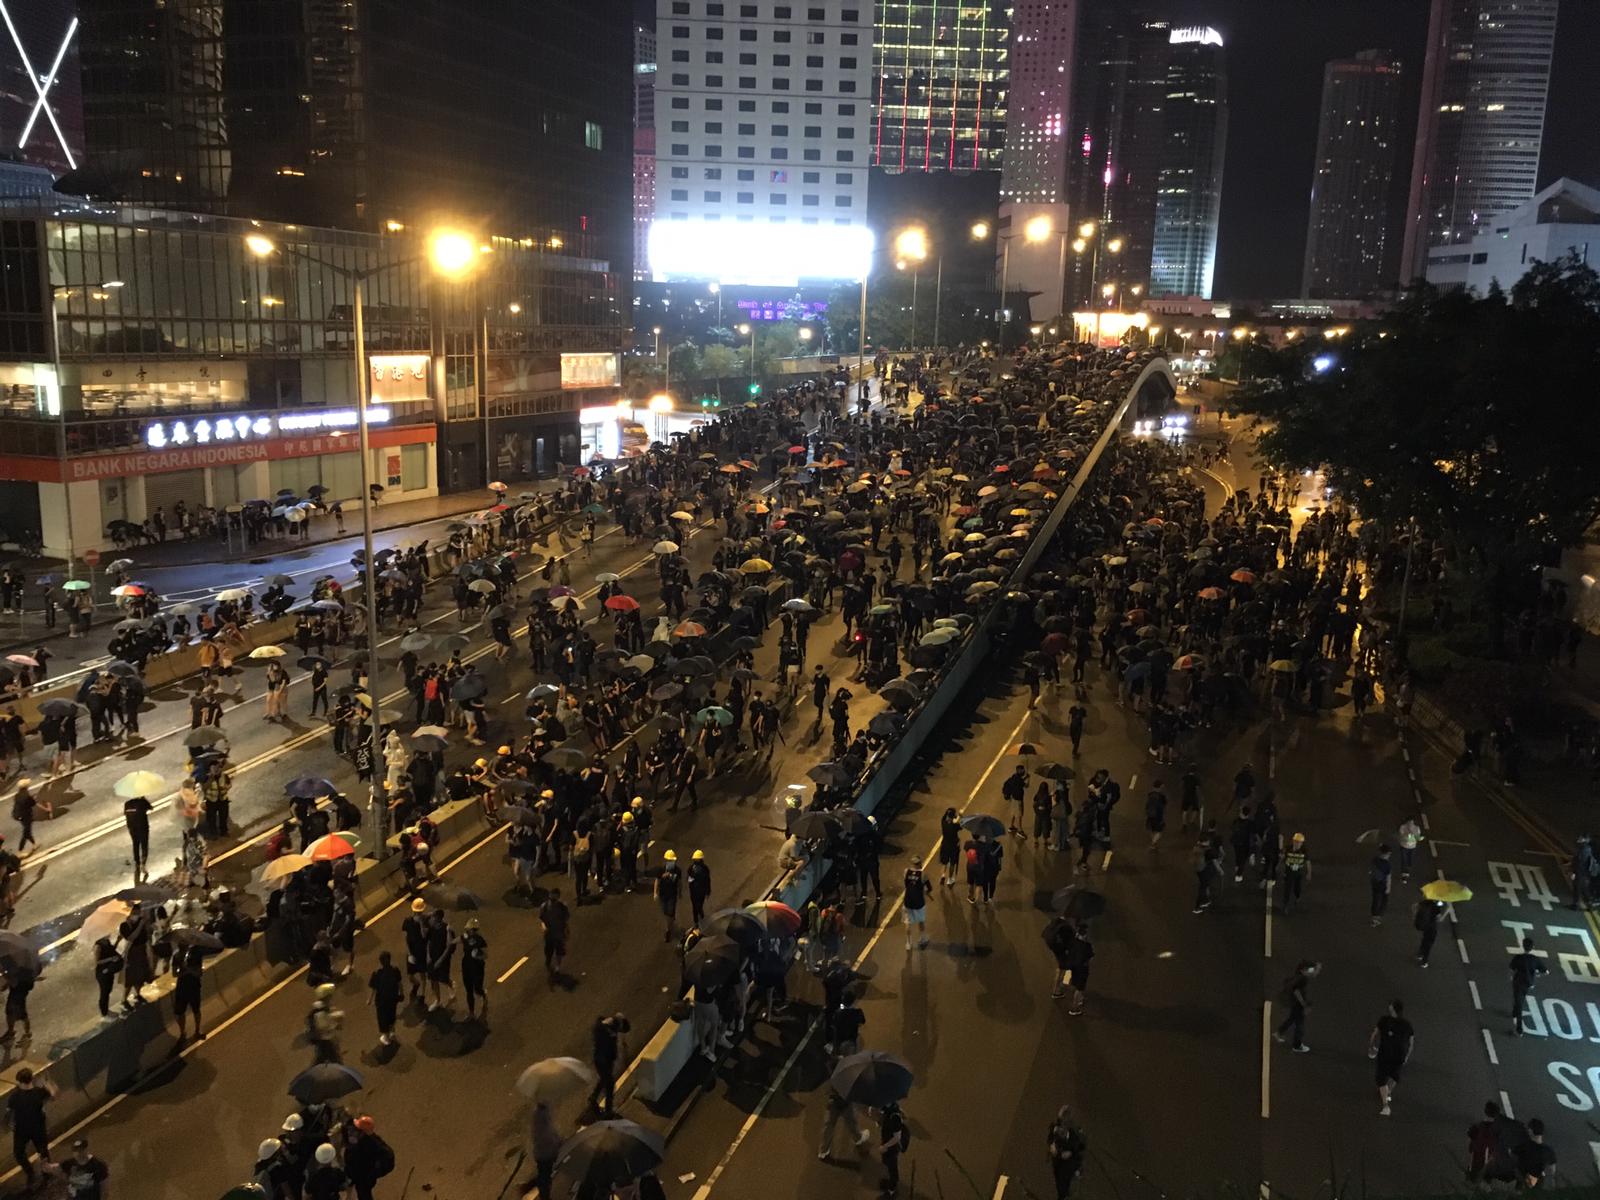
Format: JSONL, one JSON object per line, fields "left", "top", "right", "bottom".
{"left": 1301, "top": 50, "right": 1404, "bottom": 300}
{"left": 1147, "top": 25, "right": 1227, "bottom": 298}
{"left": 1399, "top": 0, "right": 1559, "bottom": 281}
{"left": 1000, "top": 0, "right": 1077, "bottom": 205}
{"left": 650, "top": 0, "right": 873, "bottom": 284}
{"left": 635, "top": 23, "right": 658, "bottom": 281}
{"left": 872, "top": 1, "right": 1008, "bottom": 173}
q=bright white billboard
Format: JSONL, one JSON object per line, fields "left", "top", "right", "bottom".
{"left": 648, "top": 220, "right": 874, "bottom": 287}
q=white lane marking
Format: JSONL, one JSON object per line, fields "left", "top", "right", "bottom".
{"left": 1481, "top": 1028, "right": 1499, "bottom": 1066}
{"left": 496, "top": 955, "right": 529, "bottom": 985}
{"left": 1499, "top": 1091, "right": 1514, "bottom": 1119}
{"left": 0, "top": 816, "right": 512, "bottom": 1184}
{"left": 992, "top": 1178, "right": 1010, "bottom": 1200}
{"left": 1263, "top": 885, "right": 1273, "bottom": 959}
{"left": 1458, "top": 939, "right": 1470, "bottom": 964}
{"left": 685, "top": 703, "right": 1038, "bottom": 1199}
{"left": 1589, "top": 1141, "right": 1599, "bottom": 1180}
{"left": 1469, "top": 980, "right": 1482, "bottom": 1011}
{"left": 1260, "top": 1000, "right": 1272, "bottom": 1118}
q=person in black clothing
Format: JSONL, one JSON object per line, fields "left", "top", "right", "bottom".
{"left": 309, "top": 661, "right": 330, "bottom": 717}
{"left": 1368, "top": 999, "right": 1414, "bottom": 1116}
{"left": 92, "top": 937, "right": 121, "bottom": 1018}
{"left": 461, "top": 920, "right": 488, "bottom": 1019}
{"left": 123, "top": 794, "right": 153, "bottom": 880}
{"left": 368, "top": 950, "right": 403, "bottom": 1047}
{"left": 1414, "top": 899, "right": 1444, "bottom": 966}
{"left": 1273, "top": 959, "right": 1319, "bottom": 1052}
{"left": 540, "top": 888, "right": 571, "bottom": 979}
{"left": 590, "top": 1012, "right": 630, "bottom": 1117}
{"left": 1510, "top": 937, "right": 1549, "bottom": 1035}
{"left": 878, "top": 1100, "right": 909, "bottom": 1196}
{"left": 1047, "top": 1106, "right": 1087, "bottom": 1198}
{"left": 5, "top": 1067, "right": 54, "bottom": 1185}
{"left": 687, "top": 851, "right": 713, "bottom": 925}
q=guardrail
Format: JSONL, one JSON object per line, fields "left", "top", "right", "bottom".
{"left": 628, "top": 357, "right": 1177, "bottom": 1101}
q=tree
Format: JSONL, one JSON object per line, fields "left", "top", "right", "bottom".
{"left": 700, "top": 344, "right": 741, "bottom": 381}
{"left": 1232, "top": 255, "right": 1600, "bottom": 649}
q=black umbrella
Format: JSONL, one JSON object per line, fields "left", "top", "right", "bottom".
{"left": 961, "top": 813, "right": 1006, "bottom": 840}
{"left": 1035, "top": 762, "right": 1075, "bottom": 781}
{"left": 830, "top": 1050, "right": 914, "bottom": 1106}
{"left": 788, "top": 811, "right": 840, "bottom": 842}
{"left": 0, "top": 933, "right": 40, "bottom": 974}
{"left": 39, "top": 699, "right": 78, "bottom": 718}
{"left": 287, "top": 1062, "right": 365, "bottom": 1103}
{"left": 285, "top": 775, "right": 337, "bottom": 799}
{"left": 296, "top": 655, "right": 332, "bottom": 670}
{"left": 807, "top": 762, "right": 851, "bottom": 788}
{"left": 1049, "top": 887, "right": 1106, "bottom": 919}
{"left": 451, "top": 674, "right": 488, "bottom": 701}
{"left": 104, "top": 660, "right": 139, "bottom": 678}
{"left": 555, "top": 1120, "right": 665, "bottom": 1192}
{"left": 542, "top": 747, "right": 588, "bottom": 772}
{"left": 699, "top": 909, "right": 764, "bottom": 949}
{"left": 682, "top": 934, "right": 745, "bottom": 988}
{"left": 422, "top": 884, "right": 481, "bottom": 911}
{"left": 500, "top": 804, "right": 540, "bottom": 828}
{"left": 168, "top": 927, "right": 225, "bottom": 952}
{"left": 116, "top": 884, "right": 176, "bottom": 904}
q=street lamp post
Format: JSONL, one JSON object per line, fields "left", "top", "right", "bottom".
{"left": 893, "top": 228, "right": 928, "bottom": 350}
{"left": 736, "top": 322, "right": 756, "bottom": 386}
{"left": 246, "top": 227, "right": 479, "bottom": 858}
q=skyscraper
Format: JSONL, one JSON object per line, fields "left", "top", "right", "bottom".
{"left": 635, "top": 24, "right": 658, "bottom": 282}
{"left": 1399, "top": 0, "right": 1560, "bottom": 281}
{"left": 1000, "top": 0, "right": 1078, "bottom": 205}
{"left": 649, "top": 0, "right": 873, "bottom": 285}
{"left": 1062, "top": 5, "right": 1171, "bottom": 306}
{"left": 1148, "top": 25, "right": 1227, "bottom": 298}
{"left": 1301, "top": 50, "right": 1404, "bottom": 299}
{"left": 69, "top": 0, "right": 633, "bottom": 272}
{"left": 872, "top": 1, "right": 1008, "bottom": 173}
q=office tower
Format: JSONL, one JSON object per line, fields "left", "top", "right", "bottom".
{"left": 1301, "top": 50, "right": 1404, "bottom": 299}
{"left": 1148, "top": 25, "right": 1227, "bottom": 298}
{"left": 70, "top": 0, "right": 633, "bottom": 272}
{"left": 635, "top": 24, "right": 658, "bottom": 281}
{"left": 872, "top": 1, "right": 1008, "bottom": 173}
{"left": 0, "top": 0, "right": 83, "bottom": 175}
{"left": 1001, "top": 0, "right": 1078, "bottom": 205}
{"left": 649, "top": 0, "right": 873, "bottom": 285}
{"left": 1062, "top": 6, "right": 1171, "bottom": 305}
{"left": 1399, "top": 0, "right": 1560, "bottom": 281}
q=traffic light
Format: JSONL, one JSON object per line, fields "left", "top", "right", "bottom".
{"left": 748, "top": 382, "right": 762, "bottom": 397}
{"left": 699, "top": 395, "right": 721, "bottom": 409}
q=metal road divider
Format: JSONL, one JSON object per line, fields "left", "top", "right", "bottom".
{"left": 625, "top": 357, "right": 1178, "bottom": 1104}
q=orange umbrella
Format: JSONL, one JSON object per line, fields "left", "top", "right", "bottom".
{"left": 1230, "top": 569, "right": 1256, "bottom": 584}
{"left": 307, "top": 833, "right": 357, "bottom": 862}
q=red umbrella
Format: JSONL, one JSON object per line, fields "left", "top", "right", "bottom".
{"left": 673, "top": 620, "right": 707, "bottom": 638}
{"left": 1230, "top": 569, "right": 1257, "bottom": 584}
{"left": 1197, "top": 586, "right": 1225, "bottom": 600}
{"left": 1124, "top": 608, "right": 1151, "bottom": 623}
{"left": 788, "top": 444, "right": 807, "bottom": 454}
{"left": 307, "top": 834, "right": 356, "bottom": 862}
{"left": 571, "top": 466, "right": 591, "bottom": 477}
{"left": 1041, "top": 632, "right": 1070, "bottom": 654}
{"left": 745, "top": 900, "right": 802, "bottom": 936}
{"left": 604, "top": 595, "right": 640, "bottom": 612}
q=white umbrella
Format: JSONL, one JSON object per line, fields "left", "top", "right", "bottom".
{"left": 652, "top": 540, "right": 679, "bottom": 556}
{"left": 80, "top": 900, "right": 131, "bottom": 945}
{"left": 249, "top": 645, "right": 287, "bottom": 659}
{"left": 468, "top": 579, "right": 497, "bottom": 594}
{"left": 516, "top": 1056, "right": 597, "bottom": 1101}
{"left": 215, "top": 587, "right": 250, "bottom": 602}
{"left": 113, "top": 770, "right": 166, "bottom": 799}
{"left": 254, "top": 854, "right": 313, "bottom": 886}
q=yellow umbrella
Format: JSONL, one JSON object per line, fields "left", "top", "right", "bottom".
{"left": 739, "top": 558, "right": 773, "bottom": 574}
{"left": 1421, "top": 879, "right": 1472, "bottom": 903}
{"left": 249, "top": 645, "right": 287, "bottom": 659}
{"left": 113, "top": 770, "right": 166, "bottom": 798}
{"left": 1267, "top": 659, "right": 1297, "bottom": 673}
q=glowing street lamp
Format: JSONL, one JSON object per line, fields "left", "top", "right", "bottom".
{"left": 243, "top": 223, "right": 481, "bottom": 857}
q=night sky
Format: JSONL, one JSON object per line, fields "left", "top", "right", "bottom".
{"left": 634, "top": 0, "right": 1600, "bottom": 298}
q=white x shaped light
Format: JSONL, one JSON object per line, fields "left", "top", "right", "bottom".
{"left": 0, "top": 3, "right": 78, "bottom": 170}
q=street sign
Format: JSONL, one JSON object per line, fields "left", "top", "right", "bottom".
{"left": 82, "top": 549, "right": 100, "bottom": 566}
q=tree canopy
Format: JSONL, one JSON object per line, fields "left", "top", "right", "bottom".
{"left": 1232, "top": 256, "right": 1600, "bottom": 601}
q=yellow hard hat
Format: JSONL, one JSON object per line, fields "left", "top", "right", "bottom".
{"left": 621, "top": 812, "right": 634, "bottom": 824}
{"left": 1292, "top": 832, "right": 1305, "bottom": 844}
{"left": 664, "top": 849, "right": 677, "bottom": 862}
{"left": 410, "top": 898, "right": 427, "bottom": 913}
{"left": 498, "top": 745, "right": 512, "bottom": 755}
{"left": 540, "top": 789, "right": 555, "bottom": 799}
{"left": 631, "top": 796, "right": 644, "bottom": 809}
{"left": 474, "top": 758, "right": 488, "bottom": 768}
{"left": 692, "top": 849, "right": 705, "bottom": 861}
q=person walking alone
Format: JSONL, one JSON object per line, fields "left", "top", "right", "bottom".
{"left": 1368, "top": 999, "right": 1414, "bottom": 1116}
{"left": 1273, "top": 959, "right": 1319, "bottom": 1053}
{"left": 1414, "top": 898, "right": 1444, "bottom": 967}
{"left": 1510, "top": 937, "right": 1548, "bottom": 1035}
{"left": 1047, "top": 1106, "right": 1087, "bottom": 1199}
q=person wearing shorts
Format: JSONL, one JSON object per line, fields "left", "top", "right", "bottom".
{"left": 1368, "top": 999, "right": 1414, "bottom": 1116}
{"left": 902, "top": 865, "right": 929, "bottom": 950}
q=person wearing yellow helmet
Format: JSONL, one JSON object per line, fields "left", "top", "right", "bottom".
{"left": 656, "top": 850, "right": 682, "bottom": 941}
{"left": 617, "top": 807, "right": 643, "bottom": 889}
{"left": 687, "top": 849, "right": 713, "bottom": 925}
{"left": 1282, "top": 833, "right": 1311, "bottom": 915}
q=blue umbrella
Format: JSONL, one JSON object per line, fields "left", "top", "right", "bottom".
{"left": 285, "top": 775, "right": 337, "bottom": 799}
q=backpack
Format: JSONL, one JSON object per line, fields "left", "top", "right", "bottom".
{"left": 965, "top": 846, "right": 980, "bottom": 869}
{"left": 369, "top": 1133, "right": 396, "bottom": 1178}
